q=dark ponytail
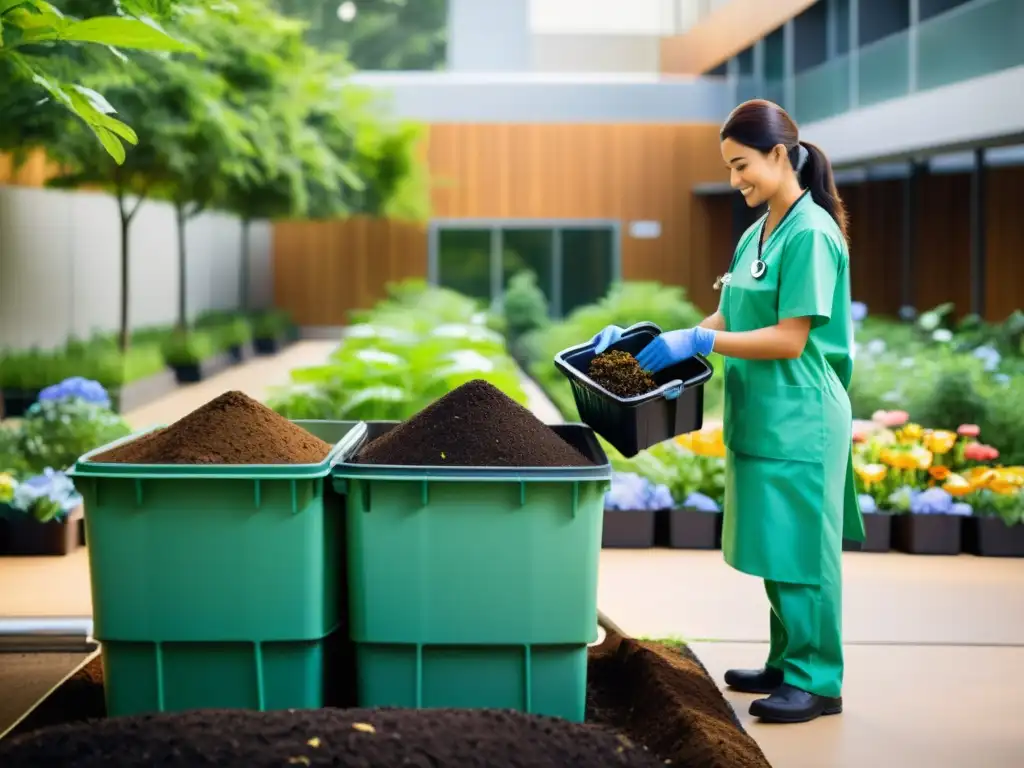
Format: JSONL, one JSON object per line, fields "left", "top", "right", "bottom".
{"left": 721, "top": 99, "right": 849, "bottom": 243}
{"left": 796, "top": 140, "right": 847, "bottom": 242}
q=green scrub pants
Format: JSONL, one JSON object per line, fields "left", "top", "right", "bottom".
{"left": 763, "top": 573, "right": 844, "bottom": 699}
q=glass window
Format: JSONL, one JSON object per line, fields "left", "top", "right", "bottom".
{"left": 502, "top": 229, "right": 555, "bottom": 308}
{"left": 438, "top": 229, "right": 492, "bottom": 303}
{"left": 561, "top": 228, "right": 614, "bottom": 316}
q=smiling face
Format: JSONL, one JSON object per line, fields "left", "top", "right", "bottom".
{"left": 721, "top": 137, "right": 789, "bottom": 208}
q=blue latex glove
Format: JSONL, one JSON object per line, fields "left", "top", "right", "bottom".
{"left": 590, "top": 325, "right": 625, "bottom": 354}
{"left": 635, "top": 327, "right": 716, "bottom": 374}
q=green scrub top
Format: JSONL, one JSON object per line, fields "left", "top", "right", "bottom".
{"left": 719, "top": 191, "right": 865, "bottom": 587}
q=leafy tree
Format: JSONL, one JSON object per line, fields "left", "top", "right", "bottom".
{"left": 0, "top": 0, "right": 193, "bottom": 163}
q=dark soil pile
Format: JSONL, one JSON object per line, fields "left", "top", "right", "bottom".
{"left": 588, "top": 635, "right": 771, "bottom": 768}
{"left": 588, "top": 351, "right": 658, "bottom": 398}
{"left": 354, "top": 379, "right": 593, "bottom": 468}
{"left": 91, "top": 391, "right": 331, "bottom": 465}
{"left": 0, "top": 706, "right": 664, "bottom": 768}
{"left": 3, "top": 637, "right": 770, "bottom": 768}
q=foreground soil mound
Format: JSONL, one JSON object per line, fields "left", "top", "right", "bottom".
{"left": 588, "top": 634, "right": 771, "bottom": 768}
{"left": 4, "top": 636, "right": 770, "bottom": 768}
{"left": 354, "top": 379, "right": 593, "bottom": 467}
{"left": 0, "top": 707, "right": 664, "bottom": 768}
{"left": 588, "top": 351, "right": 658, "bottom": 398}
{"left": 91, "top": 391, "right": 332, "bottom": 465}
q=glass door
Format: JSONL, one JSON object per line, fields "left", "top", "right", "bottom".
{"left": 431, "top": 220, "right": 619, "bottom": 318}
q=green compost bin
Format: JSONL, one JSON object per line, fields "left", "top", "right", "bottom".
{"left": 331, "top": 421, "right": 612, "bottom": 723}
{"left": 68, "top": 419, "right": 367, "bottom": 717}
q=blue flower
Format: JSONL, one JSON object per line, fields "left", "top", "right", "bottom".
{"left": 909, "top": 487, "right": 953, "bottom": 515}
{"left": 37, "top": 377, "right": 110, "bottom": 408}
{"left": 898, "top": 305, "right": 918, "bottom": 322}
{"left": 11, "top": 468, "right": 82, "bottom": 521}
{"left": 851, "top": 302, "right": 868, "bottom": 323}
{"left": 972, "top": 345, "right": 1001, "bottom": 373}
{"left": 950, "top": 502, "right": 973, "bottom": 517}
{"left": 683, "top": 491, "right": 720, "bottom": 513}
{"left": 605, "top": 472, "right": 675, "bottom": 511}
{"left": 858, "top": 494, "right": 877, "bottom": 514}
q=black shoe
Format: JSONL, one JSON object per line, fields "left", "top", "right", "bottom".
{"left": 749, "top": 683, "right": 843, "bottom": 723}
{"left": 724, "top": 666, "right": 784, "bottom": 694}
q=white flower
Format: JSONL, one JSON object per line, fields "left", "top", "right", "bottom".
{"left": 931, "top": 329, "right": 954, "bottom": 343}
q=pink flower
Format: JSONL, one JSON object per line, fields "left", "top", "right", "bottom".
{"left": 957, "top": 424, "right": 981, "bottom": 438}
{"left": 852, "top": 428, "right": 868, "bottom": 444}
{"left": 964, "top": 442, "right": 999, "bottom": 462}
{"left": 872, "top": 410, "right": 909, "bottom": 428}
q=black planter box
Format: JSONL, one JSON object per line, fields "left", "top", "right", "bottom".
{"left": 667, "top": 508, "right": 721, "bottom": 549}
{"left": 963, "top": 516, "right": 1024, "bottom": 558}
{"left": 170, "top": 352, "right": 233, "bottom": 384}
{"left": 893, "top": 513, "right": 962, "bottom": 555}
{"left": 602, "top": 508, "right": 658, "bottom": 549}
{"left": 843, "top": 511, "right": 893, "bottom": 552}
{"left": 227, "top": 342, "right": 255, "bottom": 364}
{"left": 253, "top": 334, "right": 287, "bottom": 355}
{"left": 1, "top": 389, "right": 41, "bottom": 417}
{"left": 5, "top": 506, "right": 82, "bottom": 556}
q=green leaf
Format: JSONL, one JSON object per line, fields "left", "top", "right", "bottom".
{"left": 0, "top": 1, "right": 28, "bottom": 16}
{"left": 60, "top": 16, "right": 192, "bottom": 51}
{"left": 92, "top": 124, "right": 127, "bottom": 164}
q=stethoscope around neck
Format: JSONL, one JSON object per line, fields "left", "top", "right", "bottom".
{"left": 713, "top": 189, "right": 809, "bottom": 292}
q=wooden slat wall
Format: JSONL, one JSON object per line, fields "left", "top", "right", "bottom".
{"left": 273, "top": 217, "right": 428, "bottom": 326}
{"left": 694, "top": 168, "right": 1024, "bottom": 321}
{"left": 272, "top": 122, "right": 729, "bottom": 321}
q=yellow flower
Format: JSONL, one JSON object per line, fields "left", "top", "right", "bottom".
{"left": 690, "top": 429, "right": 726, "bottom": 458}
{"left": 856, "top": 464, "right": 887, "bottom": 486}
{"left": 989, "top": 469, "right": 1024, "bottom": 495}
{"left": 0, "top": 472, "right": 15, "bottom": 504}
{"left": 924, "top": 430, "right": 957, "bottom": 456}
{"left": 928, "top": 465, "right": 951, "bottom": 481}
{"left": 942, "top": 474, "right": 973, "bottom": 497}
{"left": 675, "top": 433, "right": 694, "bottom": 451}
{"left": 880, "top": 448, "right": 917, "bottom": 470}
{"left": 963, "top": 467, "right": 997, "bottom": 490}
{"left": 896, "top": 424, "right": 924, "bottom": 444}
{"left": 910, "top": 446, "right": 934, "bottom": 470}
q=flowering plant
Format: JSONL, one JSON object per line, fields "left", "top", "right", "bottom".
{"left": 8, "top": 468, "right": 82, "bottom": 523}
{"left": 854, "top": 412, "right": 1022, "bottom": 520}
{"left": 605, "top": 472, "right": 674, "bottom": 511}
{"left": 37, "top": 377, "right": 112, "bottom": 409}
{"left": 19, "top": 397, "right": 131, "bottom": 473}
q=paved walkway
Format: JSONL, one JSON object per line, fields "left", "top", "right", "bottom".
{"left": 2, "top": 343, "right": 1022, "bottom": 766}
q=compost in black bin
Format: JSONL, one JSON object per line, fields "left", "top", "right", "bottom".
{"left": 554, "top": 322, "right": 714, "bottom": 458}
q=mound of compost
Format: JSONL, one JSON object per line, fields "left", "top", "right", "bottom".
{"left": 0, "top": 706, "right": 664, "bottom": 768}
{"left": 3, "top": 636, "right": 770, "bottom": 768}
{"left": 354, "top": 379, "right": 593, "bottom": 467}
{"left": 588, "top": 351, "right": 658, "bottom": 398}
{"left": 90, "top": 391, "right": 331, "bottom": 465}
{"left": 588, "top": 635, "right": 770, "bottom": 768}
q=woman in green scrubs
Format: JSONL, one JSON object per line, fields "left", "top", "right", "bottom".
{"left": 592, "top": 99, "right": 864, "bottom": 724}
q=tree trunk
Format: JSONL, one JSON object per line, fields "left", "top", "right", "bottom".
{"left": 239, "top": 217, "right": 251, "bottom": 312}
{"left": 117, "top": 195, "right": 131, "bottom": 353}
{"left": 176, "top": 203, "right": 188, "bottom": 330}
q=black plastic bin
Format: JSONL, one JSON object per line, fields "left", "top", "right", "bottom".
{"left": 554, "top": 322, "right": 714, "bottom": 458}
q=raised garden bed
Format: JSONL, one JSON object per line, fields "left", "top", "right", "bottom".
{"left": 843, "top": 510, "right": 893, "bottom": 552}
{"left": 0, "top": 631, "right": 772, "bottom": 768}
{"left": 0, "top": 390, "right": 40, "bottom": 419}
{"left": 892, "top": 513, "right": 962, "bottom": 555}
{"left": 252, "top": 334, "right": 289, "bottom": 355}
{"left": 667, "top": 508, "right": 722, "bottom": 550}
{"left": 168, "top": 352, "right": 233, "bottom": 384}
{"left": 3, "top": 505, "right": 83, "bottom": 557}
{"left": 602, "top": 509, "right": 658, "bottom": 549}
{"left": 963, "top": 516, "right": 1024, "bottom": 558}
